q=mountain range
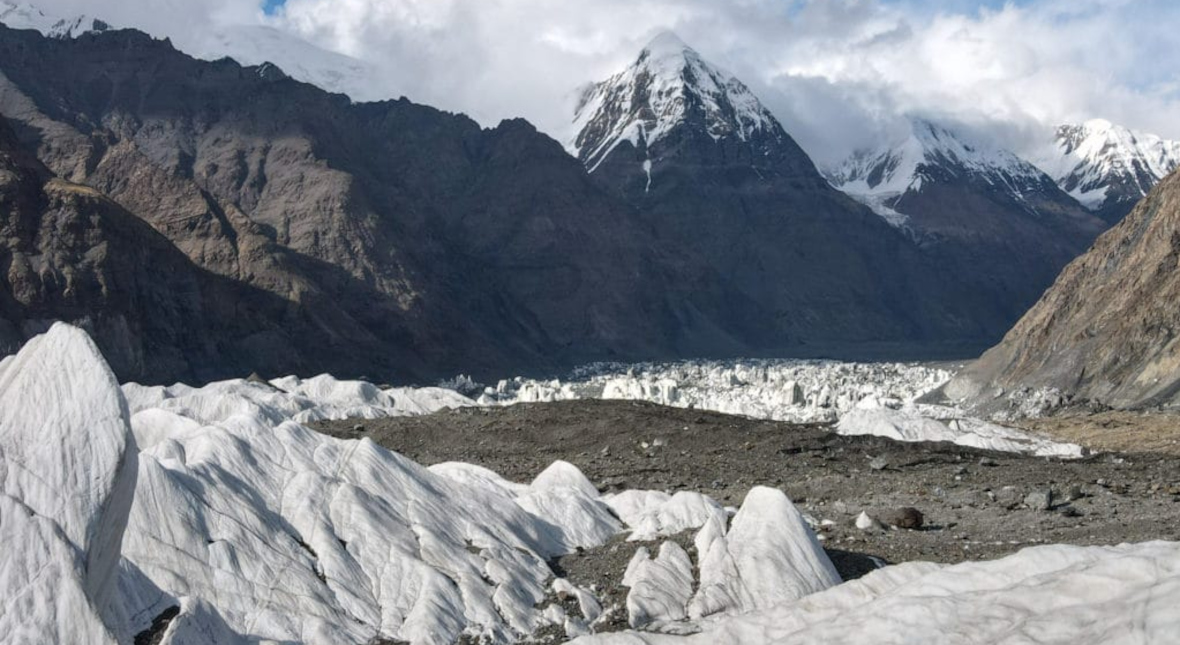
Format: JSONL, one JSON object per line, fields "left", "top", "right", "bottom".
{"left": 2, "top": 23, "right": 799, "bottom": 383}
{"left": 1, "top": 6, "right": 1178, "bottom": 385}
{"left": 827, "top": 118, "right": 1107, "bottom": 321}
{"left": 1032, "top": 119, "right": 1180, "bottom": 224}
{"left": 566, "top": 32, "right": 1019, "bottom": 346}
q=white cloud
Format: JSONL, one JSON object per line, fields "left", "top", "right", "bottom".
{"left": 19, "top": 0, "right": 1180, "bottom": 164}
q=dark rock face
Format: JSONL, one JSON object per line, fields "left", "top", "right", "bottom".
{"left": 0, "top": 114, "right": 315, "bottom": 381}
{"left": 0, "top": 25, "right": 769, "bottom": 383}
{"left": 885, "top": 169, "right": 1104, "bottom": 325}
{"left": 948, "top": 169, "right": 1180, "bottom": 411}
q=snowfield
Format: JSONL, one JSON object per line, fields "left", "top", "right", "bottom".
{"left": 1, "top": 324, "right": 1167, "bottom": 644}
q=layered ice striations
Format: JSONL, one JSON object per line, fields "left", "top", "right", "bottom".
{"left": 1, "top": 324, "right": 846, "bottom": 644}
{"left": 0, "top": 323, "right": 136, "bottom": 642}
{"left": 573, "top": 541, "right": 1180, "bottom": 644}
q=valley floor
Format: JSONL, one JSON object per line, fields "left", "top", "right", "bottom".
{"left": 1016, "top": 410, "right": 1180, "bottom": 456}
{"left": 313, "top": 400, "right": 1180, "bottom": 591}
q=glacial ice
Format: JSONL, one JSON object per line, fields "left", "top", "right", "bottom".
{"left": 0, "top": 325, "right": 839, "bottom": 644}
{"left": 0, "top": 323, "right": 136, "bottom": 640}
{"left": 837, "top": 399, "right": 1085, "bottom": 458}
{"left": 573, "top": 541, "right": 1180, "bottom": 645}
{"left": 3, "top": 324, "right": 1172, "bottom": 645}
{"left": 478, "top": 359, "right": 1082, "bottom": 456}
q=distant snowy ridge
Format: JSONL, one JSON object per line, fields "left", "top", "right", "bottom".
{"left": 188, "top": 24, "right": 381, "bottom": 101}
{"left": 0, "top": 1, "right": 381, "bottom": 102}
{"left": 569, "top": 31, "right": 783, "bottom": 172}
{"left": 1032, "top": 118, "right": 1180, "bottom": 213}
{"left": 0, "top": 1, "right": 109, "bottom": 38}
{"left": 827, "top": 118, "right": 1055, "bottom": 226}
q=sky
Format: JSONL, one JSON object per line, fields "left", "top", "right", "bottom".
{"left": 21, "top": 0, "right": 1180, "bottom": 166}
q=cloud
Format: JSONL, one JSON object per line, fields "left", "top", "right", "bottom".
{"left": 20, "top": 0, "right": 1180, "bottom": 165}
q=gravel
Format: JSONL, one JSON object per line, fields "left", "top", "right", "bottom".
{"left": 311, "top": 399, "right": 1180, "bottom": 580}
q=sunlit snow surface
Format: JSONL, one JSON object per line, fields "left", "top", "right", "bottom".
{"left": 828, "top": 118, "right": 1054, "bottom": 226}
{"left": 1, "top": 324, "right": 1174, "bottom": 644}
{"left": 3, "top": 325, "right": 839, "bottom": 643}
{"left": 1032, "top": 118, "right": 1180, "bottom": 210}
{"left": 574, "top": 540, "right": 1180, "bottom": 645}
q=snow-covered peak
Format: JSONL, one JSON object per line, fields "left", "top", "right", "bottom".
{"left": 828, "top": 118, "right": 1050, "bottom": 226}
{"left": 189, "top": 25, "right": 381, "bottom": 101}
{"left": 1031, "top": 119, "right": 1180, "bottom": 212}
{"left": 642, "top": 29, "right": 691, "bottom": 59}
{"left": 569, "top": 31, "right": 782, "bottom": 172}
{"left": 0, "top": 1, "right": 109, "bottom": 38}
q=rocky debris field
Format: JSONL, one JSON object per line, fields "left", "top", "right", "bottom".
{"left": 313, "top": 399, "right": 1180, "bottom": 584}
{"left": 1017, "top": 410, "right": 1180, "bottom": 456}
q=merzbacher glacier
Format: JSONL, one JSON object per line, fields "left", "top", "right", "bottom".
{"left": 3, "top": 1, "right": 1180, "bottom": 643}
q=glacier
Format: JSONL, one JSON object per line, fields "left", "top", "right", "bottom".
{"left": 573, "top": 540, "right": 1180, "bottom": 645}
{"left": 5, "top": 324, "right": 1171, "bottom": 644}
{"left": 0, "top": 324, "right": 839, "bottom": 643}
{"left": 473, "top": 359, "right": 1082, "bottom": 457}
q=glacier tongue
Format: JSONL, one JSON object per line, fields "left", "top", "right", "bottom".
{"left": 476, "top": 359, "right": 1082, "bottom": 457}
{"left": 2, "top": 325, "right": 1177, "bottom": 644}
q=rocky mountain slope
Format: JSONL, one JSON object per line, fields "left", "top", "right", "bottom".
{"left": 829, "top": 118, "right": 1107, "bottom": 321}
{"left": 0, "top": 113, "right": 332, "bottom": 382}
{"left": 0, "top": 23, "right": 781, "bottom": 383}
{"left": 569, "top": 33, "right": 1006, "bottom": 350}
{"left": 1032, "top": 119, "right": 1180, "bottom": 224}
{"left": 947, "top": 167, "right": 1180, "bottom": 411}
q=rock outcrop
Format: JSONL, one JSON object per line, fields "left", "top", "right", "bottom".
{"left": 948, "top": 169, "right": 1180, "bottom": 411}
